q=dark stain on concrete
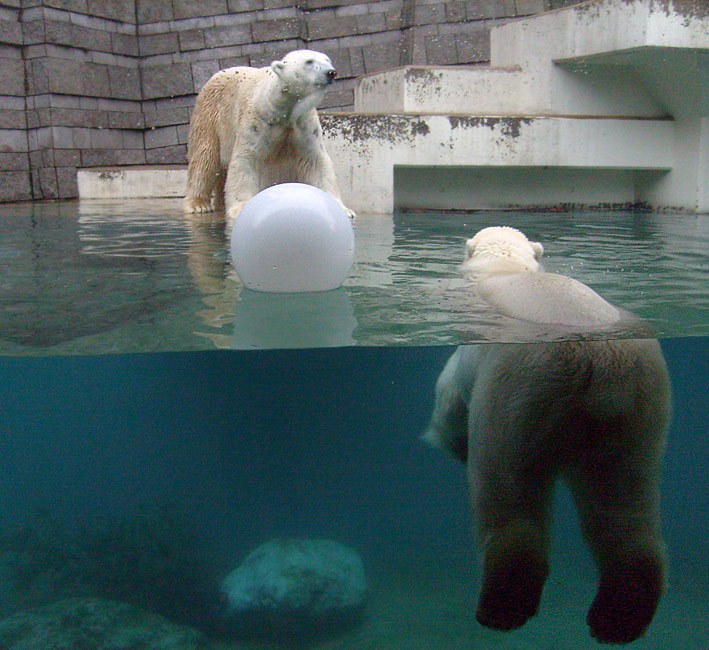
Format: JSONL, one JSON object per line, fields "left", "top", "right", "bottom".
{"left": 648, "top": 0, "right": 708, "bottom": 19}
{"left": 404, "top": 68, "right": 442, "bottom": 83}
{"left": 448, "top": 116, "right": 534, "bottom": 139}
{"left": 321, "top": 114, "right": 431, "bottom": 144}
{"left": 98, "top": 170, "right": 122, "bottom": 180}
{"left": 576, "top": 0, "right": 708, "bottom": 21}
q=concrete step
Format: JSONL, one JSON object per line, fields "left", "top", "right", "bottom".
{"left": 78, "top": 165, "right": 186, "bottom": 200}
{"left": 354, "top": 64, "right": 667, "bottom": 119}
{"left": 321, "top": 112, "right": 674, "bottom": 212}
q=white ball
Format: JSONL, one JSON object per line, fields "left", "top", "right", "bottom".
{"left": 230, "top": 183, "right": 355, "bottom": 293}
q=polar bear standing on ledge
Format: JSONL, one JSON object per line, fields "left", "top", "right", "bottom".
{"left": 183, "top": 50, "right": 354, "bottom": 222}
{"left": 426, "top": 227, "right": 671, "bottom": 644}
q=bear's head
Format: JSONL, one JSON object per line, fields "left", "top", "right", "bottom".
{"left": 462, "top": 226, "right": 544, "bottom": 278}
{"left": 271, "top": 50, "right": 336, "bottom": 97}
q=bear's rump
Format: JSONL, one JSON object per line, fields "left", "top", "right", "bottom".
{"left": 476, "top": 339, "right": 668, "bottom": 448}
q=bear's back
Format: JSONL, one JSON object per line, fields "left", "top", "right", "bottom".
{"left": 199, "top": 65, "right": 268, "bottom": 103}
{"left": 477, "top": 272, "right": 621, "bottom": 329}
{"left": 193, "top": 66, "right": 271, "bottom": 138}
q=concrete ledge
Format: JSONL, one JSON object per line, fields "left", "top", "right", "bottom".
{"left": 354, "top": 64, "right": 668, "bottom": 118}
{"left": 77, "top": 114, "right": 676, "bottom": 213}
{"left": 355, "top": 66, "right": 537, "bottom": 116}
{"left": 492, "top": 0, "right": 709, "bottom": 68}
{"left": 77, "top": 165, "right": 186, "bottom": 200}
{"left": 321, "top": 113, "right": 675, "bottom": 213}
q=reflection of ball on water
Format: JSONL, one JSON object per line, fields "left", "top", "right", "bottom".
{"left": 230, "top": 183, "right": 355, "bottom": 293}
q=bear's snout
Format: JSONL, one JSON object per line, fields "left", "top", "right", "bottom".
{"left": 326, "top": 68, "right": 336, "bottom": 82}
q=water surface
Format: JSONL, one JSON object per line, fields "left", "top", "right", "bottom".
{"left": 1, "top": 200, "right": 707, "bottom": 355}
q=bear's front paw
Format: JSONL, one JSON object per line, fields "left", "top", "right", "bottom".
{"left": 184, "top": 196, "right": 214, "bottom": 214}
{"left": 226, "top": 202, "right": 246, "bottom": 223}
{"left": 587, "top": 555, "right": 664, "bottom": 644}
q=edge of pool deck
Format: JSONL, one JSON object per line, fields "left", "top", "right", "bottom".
{"left": 77, "top": 0, "right": 709, "bottom": 215}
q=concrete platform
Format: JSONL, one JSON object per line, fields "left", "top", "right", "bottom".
{"left": 345, "top": 0, "right": 707, "bottom": 213}
{"left": 77, "top": 165, "right": 187, "bottom": 200}
{"left": 321, "top": 113, "right": 675, "bottom": 212}
{"left": 78, "top": 0, "right": 708, "bottom": 214}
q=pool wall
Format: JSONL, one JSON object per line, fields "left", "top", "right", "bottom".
{"left": 0, "top": 0, "right": 573, "bottom": 203}
{"left": 75, "top": 0, "right": 709, "bottom": 214}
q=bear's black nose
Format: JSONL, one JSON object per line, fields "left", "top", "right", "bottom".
{"left": 326, "top": 69, "right": 336, "bottom": 82}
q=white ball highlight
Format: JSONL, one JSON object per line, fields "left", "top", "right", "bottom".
{"left": 230, "top": 183, "right": 355, "bottom": 293}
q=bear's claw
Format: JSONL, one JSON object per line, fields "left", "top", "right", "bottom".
{"left": 184, "top": 197, "right": 214, "bottom": 214}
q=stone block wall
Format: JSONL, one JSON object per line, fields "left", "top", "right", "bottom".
{"left": 0, "top": 0, "right": 29, "bottom": 201}
{"left": 0, "top": 0, "right": 577, "bottom": 202}
{"left": 1, "top": 0, "right": 142, "bottom": 201}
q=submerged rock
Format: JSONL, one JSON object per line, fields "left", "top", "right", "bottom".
{"left": 220, "top": 538, "right": 367, "bottom": 640}
{"left": 0, "top": 597, "right": 222, "bottom": 650}
{"left": 0, "top": 505, "right": 221, "bottom": 631}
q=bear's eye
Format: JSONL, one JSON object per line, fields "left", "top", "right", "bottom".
{"left": 305, "top": 59, "right": 314, "bottom": 65}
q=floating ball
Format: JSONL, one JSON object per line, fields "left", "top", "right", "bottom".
{"left": 230, "top": 183, "right": 355, "bottom": 293}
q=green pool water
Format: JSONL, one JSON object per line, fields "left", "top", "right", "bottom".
{"left": 0, "top": 199, "right": 707, "bottom": 649}
{"left": 1, "top": 199, "right": 707, "bottom": 355}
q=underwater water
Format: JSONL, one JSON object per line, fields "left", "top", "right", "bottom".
{"left": 0, "top": 201, "right": 707, "bottom": 649}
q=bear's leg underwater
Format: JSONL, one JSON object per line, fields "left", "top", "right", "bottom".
{"left": 566, "top": 425, "right": 667, "bottom": 643}
{"left": 469, "top": 389, "right": 557, "bottom": 631}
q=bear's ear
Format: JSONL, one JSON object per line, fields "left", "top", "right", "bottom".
{"left": 271, "top": 60, "right": 286, "bottom": 78}
{"left": 464, "top": 238, "right": 475, "bottom": 261}
{"left": 531, "top": 241, "right": 544, "bottom": 260}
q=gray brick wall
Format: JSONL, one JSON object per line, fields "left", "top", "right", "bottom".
{"left": 0, "top": 1, "right": 31, "bottom": 201}
{"left": 0, "top": 0, "right": 562, "bottom": 202}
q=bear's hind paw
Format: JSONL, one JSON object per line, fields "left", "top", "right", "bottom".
{"left": 475, "top": 522, "right": 549, "bottom": 630}
{"left": 587, "top": 555, "right": 664, "bottom": 644}
{"left": 476, "top": 539, "right": 549, "bottom": 631}
{"left": 476, "top": 564, "right": 546, "bottom": 630}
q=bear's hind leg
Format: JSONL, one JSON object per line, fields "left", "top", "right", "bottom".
{"left": 184, "top": 132, "right": 221, "bottom": 213}
{"left": 472, "top": 464, "right": 554, "bottom": 631}
{"left": 476, "top": 518, "right": 550, "bottom": 631}
{"left": 587, "top": 552, "right": 665, "bottom": 644}
{"left": 567, "top": 451, "right": 666, "bottom": 644}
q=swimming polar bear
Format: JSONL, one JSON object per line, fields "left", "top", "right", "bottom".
{"left": 426, "top": 226, "right": 671, "bottom": 644}
{"left": 183, "top": 49, "right": 354, "bottom": 222}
